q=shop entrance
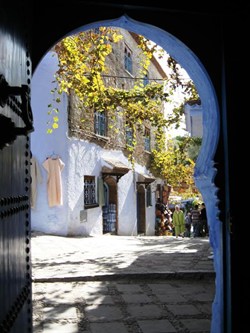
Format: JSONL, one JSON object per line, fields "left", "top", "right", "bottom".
{"left": 103, "top": 177, "right": 118, "bottom": 234}
{"left": 137, "top": 185, "right": 146, "bottom": 234}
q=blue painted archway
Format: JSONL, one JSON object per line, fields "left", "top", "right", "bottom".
{"left": 43, "top": 15, "right": 225, "bottom": 333}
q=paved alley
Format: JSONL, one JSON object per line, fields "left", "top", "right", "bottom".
{"left": 31, "top": 233, "right": 215, "bottom": 333}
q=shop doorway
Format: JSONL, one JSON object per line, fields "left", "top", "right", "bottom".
{"left": 137, "top": 185, "right": 146, "bottom": 234}
{"left": 103, "top": 177, "right": 118, "bottom": 234}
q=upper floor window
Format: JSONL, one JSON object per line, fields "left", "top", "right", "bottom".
{"left": 125, "top": 123, "right": 133, "bottom": 146}
{"left": 143, "top": 72, "right": 149, "bottom": 86}
{"left": 84, "top": 175, "right": 97, "bottom": 207}
{"left": 124, "top": 46, "right": 133, "bottom": 74}
{"left": 94, "top": 110, "right": 107, "bottom": 136}
{"left": 144, "top": 127, "right": 151, "bottom": 152}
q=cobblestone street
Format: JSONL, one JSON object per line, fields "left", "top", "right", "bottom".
{"left": 32, "top": 234, "right": 215, "bottom": 333}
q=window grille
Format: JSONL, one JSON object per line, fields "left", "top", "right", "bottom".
{"left": 84, "top": 176, "right": 97, "bottom": 206}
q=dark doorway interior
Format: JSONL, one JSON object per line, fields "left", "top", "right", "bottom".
{"left": 103, "top": 177, "right": 118, "bottom": 234}
{"left": 137, "top": 185, "right": 146, "bottom": 234}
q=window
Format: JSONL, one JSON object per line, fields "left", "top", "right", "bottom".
{"left": 144, "top": 127, "right": 151, "bottom": 152}
{"left": 124, "top": 46, "right": 132, "bottom": 74}
{"left": 94, "top": 110, "right": 106, "bottom": 136}
{"left": 146, "top": 185, "right": 152, "bottom": 207}
{"left": 93, "top": 28, "right": 100, "bottom": 35}
{"left": 125, "top": 123, "right": 133, "bottom": 146}
{"left": 143, "top": 73, "right": 149, "bottom": 86}
{"left": 84, "top": 176, "right": 97, "bottom": 207}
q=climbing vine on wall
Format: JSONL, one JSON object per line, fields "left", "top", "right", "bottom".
{"left": 48, "top": 27, "right": 199, "bottom": 183}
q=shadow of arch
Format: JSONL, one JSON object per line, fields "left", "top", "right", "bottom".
{"left": 32, "top": 14, "right": 224, "bottom": 333}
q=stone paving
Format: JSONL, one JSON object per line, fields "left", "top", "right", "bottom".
{"left": 31, "top": 233, "right": 215, "bottom": 333}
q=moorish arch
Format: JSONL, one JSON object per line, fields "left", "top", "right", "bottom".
{"left": 33, "top": 15, "right": 225, "bottom": 333}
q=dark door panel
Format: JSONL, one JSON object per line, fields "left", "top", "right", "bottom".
{"left": 0, "top": 2, "right": 33, "bottom": 332}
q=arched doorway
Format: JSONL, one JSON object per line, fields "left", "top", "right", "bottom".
{"left": 31, "top": 14, "right": 225, "bottom": 333}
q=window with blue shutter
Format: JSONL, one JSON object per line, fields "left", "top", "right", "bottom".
{"left": 124, "top": 46, "right": 132, "bottom": 74}
{"left": 143, "top": 73, "right": 149, "bottom": 86}
{"left": 94, "top": 110, "right": 106, "bottom": 136}
{"left": 144, "top": 127, "right": 151, "bottom": 152}
{"left": 125, "top": 122, "right": 133, "bottom": 146}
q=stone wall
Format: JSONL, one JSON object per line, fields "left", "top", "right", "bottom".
{"left": 68, "top": 28, "right": 166, "bottom": 169}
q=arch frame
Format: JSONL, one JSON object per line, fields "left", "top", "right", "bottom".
{"left": 37, "top": 14, "right": 225, "bottom": 333}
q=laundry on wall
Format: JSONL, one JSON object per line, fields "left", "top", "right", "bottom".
{"left": 42, "top": 154, "right": 65, "bottom": 207}
{"left": 30, "top": 155, "right": 43, "bottom": 209}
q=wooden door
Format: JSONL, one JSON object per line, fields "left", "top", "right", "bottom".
{"left": 0, "top": 2, "right": 33, "bottom": 332}
{"left": 137, "top": 185, "right": 146, "bottom": 234}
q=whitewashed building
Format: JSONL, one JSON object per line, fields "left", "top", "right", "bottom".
{"left": 30, "top": 28, "right": 168, "bottom": 236}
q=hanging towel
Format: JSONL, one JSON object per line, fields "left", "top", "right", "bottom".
{"left": 30, "top": 156, "right": 43, "bottom": 209}
{"left": 42, "top": 157, "right": 65, "bottom": 207}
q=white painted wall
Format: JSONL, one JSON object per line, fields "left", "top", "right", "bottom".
{"left": 31, "top": 51, "right": 69, "bottom": 236}
{"left": 31, "top": 51, "right": 157, "bottom": 237}
{"left": 184, "top": 103, "right": 203, "bottom": 137}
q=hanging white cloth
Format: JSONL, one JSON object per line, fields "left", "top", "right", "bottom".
{"left": 42, "top": 157, "right": 65, "bottom": 207}
{"left": 30, "top": 156, "right": 43, "bottom": 209}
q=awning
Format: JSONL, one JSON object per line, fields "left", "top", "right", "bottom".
{"left": 101, "top": 158, "right": 131, "bottom": 182}
{"left": 137, "top": 172, "right": 156, "bottom": 186}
